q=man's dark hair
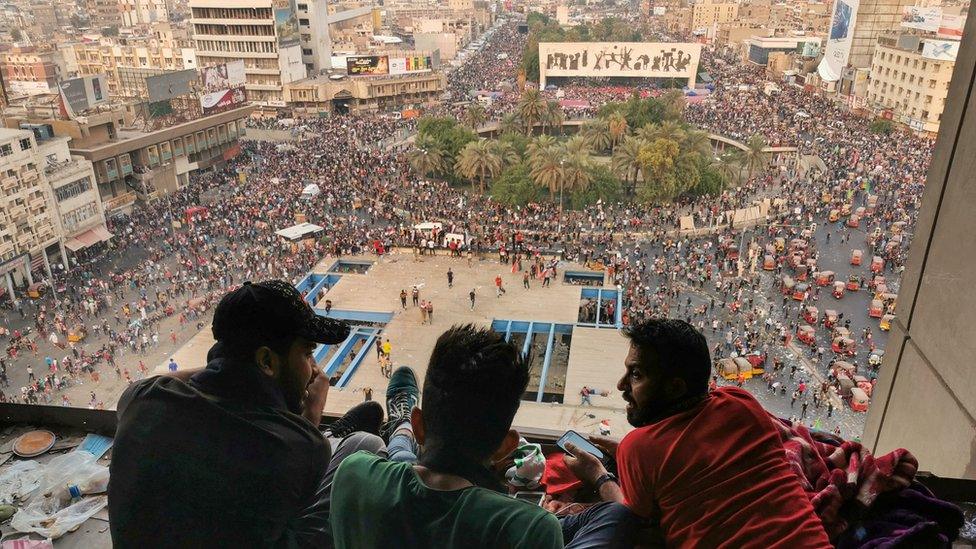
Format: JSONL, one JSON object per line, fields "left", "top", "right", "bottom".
{"left": 623, "top": 319, "right": 711, "bottom": 396}
{"left": 422, "top": 324, "right": 529, "bottom": 461}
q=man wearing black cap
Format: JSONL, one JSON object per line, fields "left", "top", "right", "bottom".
{"left": 109, "top": 280, "right": 382, "bottom": 547}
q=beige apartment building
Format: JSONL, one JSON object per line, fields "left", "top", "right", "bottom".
{"left": 691, "top": 0, "right": 738, "bottom": 31}
{"left": 284, "top": 71, "right": 445, "bottom": 115}
{"left": 866, "top": 33, "right": 955, "bottom": 134}
{"left": 67, "top": 43, "right": 198, "bottom": 98}
{"left": 849, "top": 0, "right": 916, "bottom": 68}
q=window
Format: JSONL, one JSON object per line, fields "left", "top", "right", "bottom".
{"left": 297, "top": 2, "right": 307, "bottom": 9}
{"left": 18, "top": 138, "right": 31, "bottom": 151}
{"left": 299, "top": 18, "right": 309, "bottom": 25}
{"left": 302, "top": 48, "right": 313, "bottom": 56}
{"left": 54, "top": 176, "right": 93, "bottom": 202}
{"left": 0, "top": 144, "right": 11, "bottom": 157}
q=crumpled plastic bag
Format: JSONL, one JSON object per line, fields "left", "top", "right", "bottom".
{"left": 9, "top": 452, "right": 108, "bottom": 539}
{"left": 505, "top": 437, "right": 546, "bottom": 489}
{"left": 0, "top": 461, "right": 43, "bottom": 505}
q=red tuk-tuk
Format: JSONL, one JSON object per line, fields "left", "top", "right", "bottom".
{"left": 797, "top": 325, "right": 816, "bottom": 345}
{"left": 846, "top": 274, "right": 861, "bottom": 291}
{"left": 726, "top": 244, "right": 739, "bottom": 262}
{"left": 868, "top": 275, "right": 886, "bottom": 291}
{"left": 815, "top": 271, "right": 835, "bottom": 286}
{"left": 746, "top": 351, "right": 767, "bottom": 374}
{"left": 823, "top": 309, "right": 839, "bottom": 329}
{"left": 846, "top": 214, "right": 860, "bottom": 228}
{"left": 762, "top": 255, "right": 776, "bottom": 271}
{"left": 832, "top": 281, "right": 845, "bottom": 298}
{"left": 870, "top": 256, "right": 884, "bottom": 273}
{"left": 854, "top": 375, "right": 873, "bottom": 397}
{"left": 832, "top": 336, "right": 856, "bottom": 356}
{"left": 869, "top": 299, "right": 884, "bottom": 318}
{"left": 865, "top": 195, "right": 878, "bottom": 215}
{"left": 795, "top": 264, "right": 809, "bottom": 282}
{"left": 781, "top": 275, "right": 796, "bottom": 296}
{"left": 803, "top": 306, "right": 819, "bottom": 325}
{"left": 832, "top": 326, "right": 851, "bottom": 340}
{"left": 789, "top": 239, "right": 808, "bottom": 253}
{"left": 850, "top": 387, "right": 870, "bottom": 412}
{"left": 833, "top": 360, "right": 856, "bottom": 379}
{"left": 792, "top": 283, "right": 809, "bottom": 301}
{"left": 851, "top": 249, "right": 863, "bottom": 266}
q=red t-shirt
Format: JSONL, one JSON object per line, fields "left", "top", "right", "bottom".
{"left": 617, "top": 387, "right": 831, "bottom": 548}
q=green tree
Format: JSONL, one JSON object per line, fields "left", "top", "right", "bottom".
{"left": 409, "top": 137, "right": 446, "bottom": 177}
{"left": 463, "top": 103, "right": 487, "bottom": 129}
{"left": 605, "top": 111, "right": 629, "bottom": 151}
{"left": 416, "top": 116, "right": 476, "bottom": 179}
{"left": 490, "top": 162, "right": 544, "bottom": 206}
{"left": 499, "top": 112, "right": 522, "bottom": 136}
{"left": 529, "top": 146, "right": 565, "bottom": 199}
{"left": 490, "top": 139, "right": 520, "bottom": 168}
{"left": 542, "top": 100, "right": 565, "bottom": 135}
{"left": 681, "top": 129, "right": 712, "bottom": 159}
{"left": 581, "top": 119, "right": 611, "bottom": 153}
{"left": 869, "top": 118, "right": 894, "bottom": 134}
{"left": 564, "top": 135, "right": 592, "bottom": 155}
{"left": 612, "top": 136, "right": 644, "bottom": 196}
{"left": 742, "top": 134, "right": 770, "bottom": 181}
{"left": 570, "top": 164, "right": 622, "bottom": 208}
{"left": 517, "top": 89, "right": 548, "bottom": 134}
{"left": 713, "top": 150, "right": 743, "bottom": 185}
{"left": 455, "top": 139, "right": 502, "bottom": 193}
{"left": 562, "top": 151, "right": 594, "bottom": 194}
{"left": 527, "top": 134, "right": 558, "bottom": 161}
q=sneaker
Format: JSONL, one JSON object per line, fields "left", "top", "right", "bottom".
{"left": 381, "top": 366, "right": 419, "bottom": 439}
{"left": 322, "top": 400, "right": 384, "bottom": 438}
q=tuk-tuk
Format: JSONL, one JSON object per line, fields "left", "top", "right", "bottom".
{"left": 27, "top": 283, "right": 45, "bottom": 299}
{"left": 832, "top": 337, "right": 856, "bottom": 356}
{"left": 869, "top": 350, "right": 885, "bottom": 368}
{"left": 716, "top": 358, "right": 740, "bottom": 381}
{"left": 833, "top": 360, "right": 856, "bottom": 379}
{"left": 879, "top": 314, "right": 894, "bottom": 331}
{"left": 880, "top": 293, "right": 898, "bottom": 312}
{"left": 781, "top": 275, "right": 795, "bottom": 295}
{"left": 833, "top": 326, "right": 851, "bottom": 340}
{"left": 840, "top": 203, "right": 853, "bottom": 216}
{"left": 854, "top": 375, "right": 873, "bottom": 397}
{"left": 803, "top": 306, "right": 819, "bottom": 325}
{"left": 792, "top": 283, "right": 809, "bottom": 301}
{"left": 795, "top": 264, "right": 809, "bottom": 282}
{"left": 797, "top": 325, "right": 816, "bottom": 345}
{"left": 832, "top": 281, "right": 846, "bottom": 299}
{"left": 846, "top": 274, "right": 861, "bottom": 291}
{"left": 815, "top": 271, "right": 835, "bottom": 286}
{"left": 762, "top": 255, "right": 776, "bottom": 271}
{"left": 68, "top": 324, "right": 87, "bottom": 343}
{"left": 837, "top": 374, "right": 855, "bottom": 398}
{"left": 774, "top": 237, "right": 786, "bottom": 253}
{"left": 846, "top": 214, "right": 860, "bottom": 228}
{"left": 746, "top": 351, "right": 766, "bottom": 374}
{"left": 823, "top": 309, "right": 839, "bottom": 329}
{"left": 865, "top": 195, "right": 878, "bottom": 215}
{"left": 851, "top": 249, "right": 863, "bottom": 266}
{"left": 733, "top": 357, "right": 753, "bottom": 380}
{"left": 869, "top": 299, "right": 884, "bottom": 318}
{"left": 828, "top": 209, "right": 840, "bottom": 222}
{"left": 870, "top": 256, "right": 884, "bottom": 273}
{"left": 850, "top": 387, "right": 870, "bottom": 412}
{"left": 821, "top": 191, "right": 833, "bottom": 204}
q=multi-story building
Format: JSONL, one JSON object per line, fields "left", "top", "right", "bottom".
{"left": 28, "top": 1, "right": 61, "bottom": 38}
{"left": 866, "top": 33, "right": 956, "bottom": 134}
{"left": 0, "top": 47, "right": 67, "bottom": 97}
{"left": 119, "top": 0, "right": 169, "bottom": 26}
{"left": 189, "top": 0, "right": 307, "bottom": 106}
{"left": 691, "top": 0, "right": 738, "bottom": 32}
{"left": 85, "top": 0, "right": 124, "bottom": 28}
{"left": 848, "top": 0, "right": 915, "bottom": 69}
{"left": 284, "top": 70, "right": 445, "bottom": 115}
{"left": 296, "top": 0, "right": 334, "bottom": 74}
{"left": 0, "top": 128, "right": 61, "bottom": 292}
{"left": 66, "top": 42, "right": 197, "bottom": 97}
{"left": 736, "top": 0, "right": 771, "bottom": 26}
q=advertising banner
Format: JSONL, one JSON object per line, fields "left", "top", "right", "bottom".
{"left": 59, "top": 77, "right": 93, "bottom": 113}
{"left": 199, "top": 60, "right": 247, "bottom": 114}
{"left": 389, "top": 55, "right": 434, "bottom": 74}
{"left": 937, "top": 14, "right": 965, "bottom": 38}
{"left": 921, "top": 39, "right": 959, "bottom": 61}
{"left": 147, "top": 69, "right": 199, "bottom": 102}
{"left": 900, "top": 6, "right": 942, "bottom": 32}
{"left": 274, "top": 0, "right": 300, "bottom": 47}
{"left": 537, "top": 42, "right": 702, "bottom": 88}
{"left": 797, "top": 40, "right": 821, "bottom": 57}
{"left": 817, "top": 0, "right": 859, "bottom": 83}
{"left": 347, "top": 55, "right": 390, "bottom": 75}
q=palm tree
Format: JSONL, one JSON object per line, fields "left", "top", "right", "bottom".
{"left": 409, "top": 138, "right": 445, "bottom": 177}
{"left": 713, "top": 150, "right": 743, "bottom": 185}
{"left": 581, "top": 120, "right": 610, "bottom": 153}
{"left": 612, "top": 136, "right": 643, "bottom": 196}
{"left": 562, "top": 151, "right": 593, "bottom": 193}
{"left": 529, "top": 146, "right": 565, "bottom": 199}
{"left": 659, "top": 89, "right": 686, "bottom": 121}
{"left": 543, "top": 101, "right": 564, "bottom": 135}
{"left": 681, "top": 129, "right": 712, "bottom": 159}
{"left": 564, "top": 135, "right": 592, "bottom": 155}
{"left": 455, "top": 139, "right": 502, "bottom": 193}
{"left": 499, "top": 112, "right": 521, "bottom": 136}
{"left": 635, "top": 122, "right": 659, "bottom": 143}
{"left": 463, "top": 103, "right": 487, "bottom": 130}
{"left": 527, "top": 134, "right": 557, "bottom": 164}
{"left": 517, "top": 89, "right": 547, "bottom": 134}
{"left": 742, "top": 135, "right": 770, "bottom": 181}
{"left": 490, "top": 139, "right": 520, "bottom": 168}
{"left": 655, "top": 120, "right": 685, "bottom": 143}
{"left": 605, "top": 112, "right": 629, "bottom": 151}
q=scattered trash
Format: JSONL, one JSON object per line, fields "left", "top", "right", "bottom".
{"left": 12, "top": 431, "right": 56, "bottom": 458}
{"left": 74, "top": 435, "right": 113, "bottom": 460}
{"left": 0, "top": 461, "right": 43, "bottom": 505}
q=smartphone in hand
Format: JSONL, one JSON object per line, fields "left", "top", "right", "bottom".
{"left": 556, "top": 430, "right": 606, "bottom": 462}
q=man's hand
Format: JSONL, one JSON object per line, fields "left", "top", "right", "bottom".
{"left": 563, "top": 443, "right": 608, "bottom": 486}
{"left": 301, "top": 370, "right": 330, "bottom": 426}
{"left": 588, "top": 435, "right": 620, "bottom": 459}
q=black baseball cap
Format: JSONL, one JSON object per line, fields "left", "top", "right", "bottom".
{"left": 212, "top": 280, "right": 350, "bottom": 346}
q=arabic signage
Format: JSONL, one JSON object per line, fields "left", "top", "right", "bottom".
{"left": 937, "top": 14, "right": 965, "bottom": 38}
{"left": 199, "top": 60, "right": 247, "bottom": 114}
{"left": 347, "top": 55, "right": 390, "bottom": 75}
{"left": 921, "top": 39, "right": 959, "bottom": 61}
{"left": 817, "top": 0, "right": 859, "bottom": 83}
{"left": 538, "top": 42, "right": 702, "bottom": 87}
{"left": 900, "top": 6, "right": 942, "bottom": 32}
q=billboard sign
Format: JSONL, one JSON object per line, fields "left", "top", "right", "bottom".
{"left": 59, "top": 76, "right": 100, "bottom": 113}
{"left": 199, "top": 60, "right": 247, "bottom": 115}
{"left": 937, "top": 14, "right": 965, "bottom": 38}
{"left": 921, "top": 39, "right": 959, "bottom": 61}
{"left": 147, "top": 69, "right": 199, "bottom": 102}
{"left": 274, "top": 0, "right": 300, "bottom": 47}
{"left": 347, "top": 55, "right": 390, "bottom": 75}
{"left": 817, "top": 0, "right": 859, "bottom": 82}
{"left": 389, "top": 55, "right": 434, "bottom": 74}
{"left": 797, "top": 40, "right": 821, "bottom": 57}
{"left": 900, "top": 6, "right": 942, "bottom": 32}
{"left": 537, "top": 42, "right": 702, "bottom": 88}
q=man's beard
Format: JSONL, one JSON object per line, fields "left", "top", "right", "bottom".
{"left": 625, "top": 390, "right": 705, "bottom": 428}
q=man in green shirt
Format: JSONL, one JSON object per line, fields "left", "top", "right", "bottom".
{"left": 330, "top": 324, "right": 637, "bottom": 548}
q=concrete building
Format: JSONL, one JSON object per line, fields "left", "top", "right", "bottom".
{"left": 848, "top": 0, "right": 915, "bottom": 69}
{"left": 189, "top": 0, "right": 307, "bottom": 106}
{"left": 296, "top": 0, "right": 334, "bottom": 74}
{"left": 0, "top": 128, "right": 61, "bottom": 292}
{"left": 745, "top": 35, "right": 823, "bottom": 66}
{"left": 0, "top": 47, "right": 67, "bottom": 97}
{"left": 691, "top": 0, "right": 738, "bottom": 32}
{"left": 284, "top": 70, "right": 445, "bottom": 115}
{"left": 85, "top": 0, "right": 124, "bottom": 28}
{"left": 866, "top": 33, "right": 955, "bottom": 134}
{"left": 66, "top": 42, "right": 197, "bottom": 98}
{"left": 28, "top": 1, "right": 61, "bottom": 38}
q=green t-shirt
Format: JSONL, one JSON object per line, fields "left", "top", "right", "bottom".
{"left": 330, "top": 451, "right": 563, "bottom": 549}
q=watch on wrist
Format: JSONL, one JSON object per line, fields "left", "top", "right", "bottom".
{"left": 594, "top": 472, "right": 618, "bottom": 491}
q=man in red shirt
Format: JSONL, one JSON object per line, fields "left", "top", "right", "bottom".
{"left": 564, "top": 319, "right": 831, "bottom": 548}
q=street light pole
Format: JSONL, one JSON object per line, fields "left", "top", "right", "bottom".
{"left": 558, "top": 159, "right": 565, "bottom": 233}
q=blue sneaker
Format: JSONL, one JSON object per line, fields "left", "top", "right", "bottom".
{"left": 382, "top": 366, "right": 419, "bottom": 439}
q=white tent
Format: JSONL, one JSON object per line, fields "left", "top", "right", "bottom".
{"left": 414, "top": 222, "right": 443, "bottom": 231}
{"left": 302, "top": 183, "right": 321, "bottom": 198}
{"left": 276, "top": 222, "right": 324, "bottom": 241}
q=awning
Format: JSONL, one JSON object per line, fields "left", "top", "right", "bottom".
{"left": 275, "top": 222, "right": 324, "bottom": 241}
{"left": 65, "top": 225, "right": 114, "bottom": 252}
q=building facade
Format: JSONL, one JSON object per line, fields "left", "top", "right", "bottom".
{"left": 866, "top": 34, "right": 955, "bottom": 134}
{"left": 284, "top": 71, "right": 445, "bottom": 115}
{"left": 848, "top": 0, "right": 915, "bottom": 69}
{"left": 189, "top": 0, "right": 307, "bottom": 106}
{"left": 691, "top": 0, "right": 738, "bottom": 32}
{"left": 0, "top": 47, "right": 66, "bottom": 97}
{"left": 67, "top": 42, "right": 198, "bottom": 98}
